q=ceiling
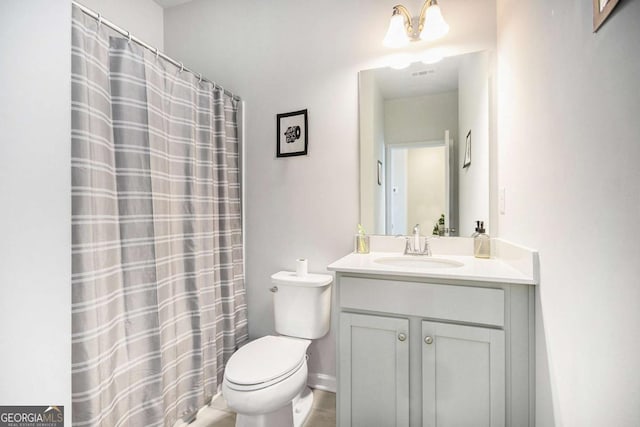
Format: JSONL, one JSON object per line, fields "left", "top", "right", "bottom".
{"left": 369, "top": 55, "right": 462, "bottom": 99}
{"left": 153, "top": 0, "right": 193, "bottom": 8}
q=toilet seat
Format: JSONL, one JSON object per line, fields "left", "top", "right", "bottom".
{"left": 224, "top": 335, "right": 310, "bottom": 391}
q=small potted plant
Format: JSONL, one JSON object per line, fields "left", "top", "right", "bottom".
{"left": 437, "top": 214, "right": 445, "bottom": 236}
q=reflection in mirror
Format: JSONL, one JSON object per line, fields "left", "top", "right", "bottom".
{"left": 359, "top": 51, "right": 492, "bottom": 237}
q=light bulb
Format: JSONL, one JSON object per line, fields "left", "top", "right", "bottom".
{"left": 383, "top": 14, "right": 410, "bottom": 48}
{"left": 419, "top": 4, "right": 449, "bottom": 41}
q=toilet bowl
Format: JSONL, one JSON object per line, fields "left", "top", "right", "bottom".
{"left": 222, "top": 336, "right": 311, "bottom": 426}
{"left": 222, "top": 271, "right": 332, "bottom": 427}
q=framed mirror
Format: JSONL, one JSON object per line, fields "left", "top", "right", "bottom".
{"left": 359, "top": 50, "right": 494, "bottom": 237}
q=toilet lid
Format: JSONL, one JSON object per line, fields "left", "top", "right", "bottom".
{"left": 224, "top": 336, "right": 310, "bottom": 386}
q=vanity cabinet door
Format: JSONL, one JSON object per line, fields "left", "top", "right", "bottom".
{"left": 422, "top": 321, "right": 505, "bottom": 427}
{"left": 339, "top": 312, "right": 409, "bottom": 427}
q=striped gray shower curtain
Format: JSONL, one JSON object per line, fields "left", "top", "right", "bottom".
{"left": 71, "top": 6, "right": 247, "bottom": 426}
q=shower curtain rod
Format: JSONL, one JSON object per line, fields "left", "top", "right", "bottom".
{"left": 72, "top": 1, "right": 241, "bottom": 102}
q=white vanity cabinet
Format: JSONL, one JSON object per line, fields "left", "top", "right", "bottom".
{"left": 339, "top": 313, "right": 409, "bottom": 427}
{"left": 421, "top": 321, "right": 505, "bottom": 427}
{"left": 334, "top": 274, "right": 534, "bottom": 427}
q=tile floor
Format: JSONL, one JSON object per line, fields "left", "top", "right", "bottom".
{"left": 181, "top": 389, "right": 336, "bottom": 427}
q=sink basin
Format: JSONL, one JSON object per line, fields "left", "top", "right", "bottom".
{"left": 374, "top": 256, "right": 464, "bottom": 269}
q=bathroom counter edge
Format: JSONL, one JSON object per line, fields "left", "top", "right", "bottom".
{"left": 327, "top": 251, "right": 538, "bottom": 285}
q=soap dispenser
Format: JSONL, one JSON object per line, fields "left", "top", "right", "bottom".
{"left": 471, "top": 220, "right": 481, "bottom": 238}
{"left": 473, "top": 221, "right": 490, "bottom": 258}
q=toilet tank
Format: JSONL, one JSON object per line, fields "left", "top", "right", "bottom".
{"left": 270, "top": 271, "right": 332, "bottom": 339}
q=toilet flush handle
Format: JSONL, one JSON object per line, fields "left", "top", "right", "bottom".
{"left": 269, "top": 286, "right": 278, "bottom": 293}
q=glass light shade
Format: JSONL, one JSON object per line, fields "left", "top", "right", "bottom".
{"left": 383, "top": 14, "right": 410, "bottom": 48}
{"left": 419, "top": 4, "right": 449, "bottom": 41}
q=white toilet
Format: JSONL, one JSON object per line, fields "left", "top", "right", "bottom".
{"left": 222, "top": 270, "right": 332, "bottom": 427}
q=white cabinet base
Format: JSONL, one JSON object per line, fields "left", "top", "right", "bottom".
{"left": 335, "top": 274, "right": 534, "bottom": 427}
{"left": 422, "top": 321, "right": 505, "bottom": 427}
{"left": 339, "top": 313, "right": 409, "bottom": 427}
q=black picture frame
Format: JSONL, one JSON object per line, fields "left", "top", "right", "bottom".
{"left": 463, "top": 130, "right": 471, "bottom": 169}
{"left": 276, "top": 109, "right": 308, "bottom": 157}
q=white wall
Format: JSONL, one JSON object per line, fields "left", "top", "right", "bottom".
{"left": 0, "top": 1, "right": 164, "bottom": 424}
{"left": 497, "top": 1, "right": 640, "bottom": 426}
{"left": 385, "top": 92, "right": 458, "bottom": 232}
{"left": 373, "top": 85, "right": 386, "bottom": 235}
{"left": 359, "top": 71, "right": 386, "bottom": 235}
{"left": 384, "top": 91, "right": 459, "bottom": 144}
{"left": 407, "top": 146, "right": 446, "bottom": 234}
{"left": 458, "top": 51, "right": 490, "bottom": 236}
{"left": 389, "top": 149, "right": 408, "bottom": 235}
{"left": 164, "top": 0, "right": 496, "bottom": 385}
{"left": 77, "top": 0, "right": 164, "bottom": 49}
{"left": 0, "top": 0, "right": 71, "bottom": 423}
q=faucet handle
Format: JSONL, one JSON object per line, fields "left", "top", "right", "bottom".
{"left": 413, "top": 224, "right": 420, "bottom": 234}
{"left": 423, "top": 236, "right": 432, "bottom": 256}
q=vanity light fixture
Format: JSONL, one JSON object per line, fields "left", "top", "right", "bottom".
{"left": 383, "top": 0, "right": 450, "bottom": 48}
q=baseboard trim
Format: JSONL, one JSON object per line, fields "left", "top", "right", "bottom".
{"left": 307, "top": 372, "right": 336, "bottom": 393}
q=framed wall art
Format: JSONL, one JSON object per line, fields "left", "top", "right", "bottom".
{"left": 463, "top": 130, "right": 471, "bottom": 169}
{"left": 276, "top": 109, "right": 308, "bottom": 157}
{"left": 593, "top": 0, "right": 620, "bottom": 32}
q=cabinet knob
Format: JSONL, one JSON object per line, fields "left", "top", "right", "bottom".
{"left": 398, "top": 333, "right": 407, "bottom": 342}
{"left": 424, "top": 336, "right": 433, "bottom": 345}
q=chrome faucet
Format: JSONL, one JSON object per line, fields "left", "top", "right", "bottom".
{"left": 404, "top": 224, "right": 432, "bottom": 256}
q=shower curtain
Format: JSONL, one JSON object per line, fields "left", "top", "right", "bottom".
{"left": 71, "top": 6, "right": 247, "bottom": 426}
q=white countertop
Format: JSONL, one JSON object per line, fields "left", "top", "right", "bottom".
{"left": 327, "top": 251, "right": 538, "bottom": 285}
